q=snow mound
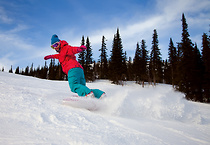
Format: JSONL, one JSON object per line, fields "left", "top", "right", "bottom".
{"left": 92, "top": 81, "right": 209, "bottom": 125}
{"left": 0, "top": 72, "right": 210, "bottom": 145}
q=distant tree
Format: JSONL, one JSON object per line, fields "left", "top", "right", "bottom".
{"left": 9, "top": 65, "right": 13, "bottom": 73}
{"left": 168, "top": 38, "right": 177, "bottom": 86}
{"left": 127, "top": 57, "right": 134, "bottom": 81}
{"left": 202, "top": 33, "right": 210, "bottom": 102}
{"left": 149, "top": 29, "right": 162, "bottom": 85}
{"left": 85, "top": 37, "right": 94, "bottom": 81}
{"left": 177, "top": 13, "right": 195, "bottom": 100}
{"left": 122, "top": 51, "right": 128, "bottom": 81}
{"left": 140, "top": 39, "right": 149, "bottom": 86}
{"left": 15, "top": 66, "right": 20, "bottom": 74}
{"left": 21, "top": 68, "right": 24, "bottom": 75}
{"left": 40, "top": 61, "right": 48, "bottom": 79}
{"left": 55, "top": 62, "right": 65, "bottom": 80}
{"left": 99, "top": 36, "right": 108, "bottom": 79}
{"left": 29, "top": 63, "right": 34, "bottom": 76}
{"left": 35, "top": 65, "right": 41, "bottom": 78}
{"left": 78, "top": 36, "right": 86, "bottom": 69}
{"left": 174, "top": 42, "right": 182, "bottom": 86}
{"left": 133, "top": 42, "right": 141, "bottom": 83}
{"left": 109, "top": 28, "right": 125, "bottom": 84}
{"left": 163, "top": 59, "right": 171, "bottom": 84}
{"left": 48, "top": 59, "right": 56, "bottom": 80}
{"left": 24, "top": 66, "right": 29, "bottom": 76}
{"left": 190, "top": 43, "right": 203, "bottom": 101}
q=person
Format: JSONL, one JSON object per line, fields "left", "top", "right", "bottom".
{"left": 44, "top": 34, "right": 105, "bottom": 99}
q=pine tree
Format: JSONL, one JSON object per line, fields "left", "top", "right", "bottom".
{"left": 29, "top": 63, "right": 34, "bottom": 76}
{"left": 21, "top": 68, "right": 24, "bottom": 75}
{"left": 133, "top": 40, "right": 148, "bottom": 85}
{"left": 78, "top": 36, "right": 86, "bottom": 69}
{"left": 15, "top": 66, "right": 20, "bottom": 74}
{"left": 168, "top": 38, "right": 177, "bottom": 86}
{"left": 140, "top": 39, "right": 149, "bottom": 86}
{"left": 202, "top": 33, "right": 210, "bottom": 102}
{"left": 41, "top": 61, "right": 48, "bottom": 79}
{"left": 9, "top": 65, "right": 13, "bottom": 73}
{"left": 35, "top": 65, "right": 41, "bottom": 78}
{"left": 149, "top": 29, "right": 162, "bottom": 85}
{"left": 99, "top": 36, "right": 108, "bottom": 79}
{"left": 55, "top": 62, "right": 64, "bottom": 80}
{"left": 174, "top": 42, "right": 182, "bottom": 86}
{"left": 109, "top": 28, "right": 125, "bottom": 84}
{"left": 122, "top": 51, "right": 128, "bottom": 82}
{"left": 133, "top": 42, "right": 141, "bottom": 83}
{"left": 85, "top": 37, "right": 94, "bottom": 81}
{"left": 127, "top": 57, "right": 134, "bottom": 81}
{"left": 48, "top": 59, "right": 56, "bottom": 80}
{"left": 163, "top": 59, "right": 171, "bottom": 84}
{"left": 178, "top": 13, "right": 195, "bottom": 100}
{"left": 24, "top": 66, "right": 29, "bottom": 76}
{"left": 191, "top": 43, "right": 203, "bottom": 101}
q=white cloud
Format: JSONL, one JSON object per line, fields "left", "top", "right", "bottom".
{"left": 157, "top": 0, "right": 209, "bottom": 14}
{"left": 8, "top": 24, "right": 29, "bottom": 33}
{"left": 0, "top": 33, "right": 32, "bottom": 51}
{"left": 0, "top": 6, "right": 13, "bottom": 24}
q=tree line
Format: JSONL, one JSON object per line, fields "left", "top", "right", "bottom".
{"left": 3, "top": 13, "right": 210, "bottom": 103}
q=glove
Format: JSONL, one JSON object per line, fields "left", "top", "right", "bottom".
{"left": 77, "top": 45, "right": 87, "bottom": 53}
{"left": 44, "top": 55, "right": 54, "bottom": 60}
{"left": 80, "top": 45, "right": 87, "bottom": 51}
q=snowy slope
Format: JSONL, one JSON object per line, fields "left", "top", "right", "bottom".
{"left": 0, "top": 72, "right": 210, "bottom": 145}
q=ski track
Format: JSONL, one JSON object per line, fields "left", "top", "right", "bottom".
{"left": 0, "top": 72, "right": 210, "bottom": 145}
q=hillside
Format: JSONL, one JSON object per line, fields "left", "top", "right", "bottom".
{"left": 0, "top": 72, "right": 210, "bottom": 145}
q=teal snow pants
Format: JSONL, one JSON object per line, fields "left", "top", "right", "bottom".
{"left": 67, "top": 68, "right": 104, "bottom": 99}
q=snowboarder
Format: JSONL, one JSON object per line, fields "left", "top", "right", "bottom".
{"left": 44, "top": 34, "right": 106, "bottom": 99}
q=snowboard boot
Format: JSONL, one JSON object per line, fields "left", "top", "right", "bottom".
{"left": 99, "top": 93, "right": 107, "bottom": 99}
{"left": 85, "top": 91, "right": 95, "bottom": 98}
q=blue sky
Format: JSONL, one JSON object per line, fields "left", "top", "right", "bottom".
{"left": 0, "top": 0, "right": 209, "bottom": 71}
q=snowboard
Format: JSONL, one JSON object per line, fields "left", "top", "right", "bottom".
{"left": 62, "top": 95, "right": 102, "bottom": 111}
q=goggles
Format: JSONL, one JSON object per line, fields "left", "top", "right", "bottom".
{"left": 51, "top": 41, "right": 60, "bottom": 49}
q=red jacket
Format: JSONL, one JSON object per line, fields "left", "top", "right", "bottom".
{"left": 50, "top": 40, "right": 83, "bottom": 75}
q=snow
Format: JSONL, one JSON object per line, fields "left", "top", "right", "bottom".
{"left": 0, "top": 72, "right": 210, "bottom": 145}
